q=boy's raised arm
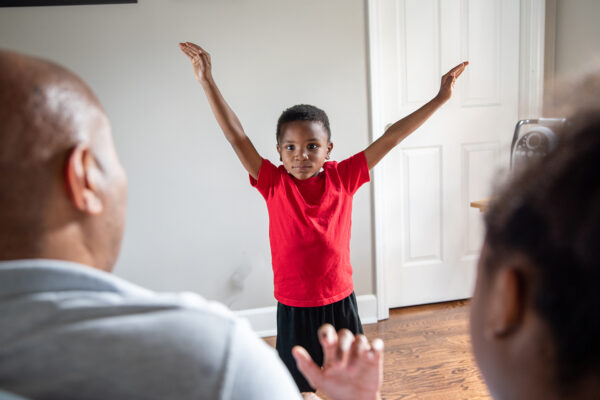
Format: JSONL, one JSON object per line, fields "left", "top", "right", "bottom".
{"left": 364, "top": 61, "right": 468, "bottom": 170}
{"left": 179, "top": 42, "right": 262, "bottom": 180}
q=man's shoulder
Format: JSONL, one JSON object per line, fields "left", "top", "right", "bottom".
{"left": 0, "top": 278, "right": 265, "bottom": 399}
{"left": 72, "top": 290, "right": 242, "bottom": 354}
{"left": 124, "top": 292, "right": 241, "bottom": 345}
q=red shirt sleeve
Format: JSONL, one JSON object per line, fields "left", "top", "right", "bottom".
{"left": 336, "top": 151, "right": 370, "bottom": 194}
{"left": 249, "top": 158, "right": 279, "bottom": 200}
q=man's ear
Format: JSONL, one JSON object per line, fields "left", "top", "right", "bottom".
{"left": 65, "top": 143, "right": 103, "bottom": 214}
{"left": 486, "top": 265, "right": 527, "bottom": 339}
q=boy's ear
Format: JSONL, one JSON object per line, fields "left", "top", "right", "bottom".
{"left": 486, "top": 263, "right": 527, "bottom": 339}
{"left": 65, "top": 143, "right": 104, "bottom": 215}
{"left": 276, "top": 143, "right": 282, "bottom": 161}
{"left": 327, "top": 142, "right": 334, "bottom": 157}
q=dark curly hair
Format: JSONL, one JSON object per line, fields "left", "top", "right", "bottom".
{"left": 483, "top": 109, "right": 600, "bottom": 389}
{"left": 276, "top": 104, "right": 331, "bottom": 144}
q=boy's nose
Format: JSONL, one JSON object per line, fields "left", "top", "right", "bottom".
{"left": 295, "top": 151, "right": 308, "bottom": 160}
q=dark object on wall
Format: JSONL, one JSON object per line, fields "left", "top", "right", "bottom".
{"left": 0, "top": 0, "right": 136, "bottom": 6}
{"left": 511, "top": 118, "right": 566, "bottom": 170}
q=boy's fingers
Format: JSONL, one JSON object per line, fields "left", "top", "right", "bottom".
{"left": 454, "top": 64, "right": 467, "bottom": 78}
{"left": 451, "top": 61, "right": 467, "bottom": 72}
{"left": 182, "top": 48, "right": 207, "bottom": 67}
{"left": 200, "top": 53, "right": 211, "bottom": 65}
{"left": 179, "top": 43, "right": 190, "bottom": 53}
{"left": 292, "top": 346, "right": 321, "bottom": 388}
{"left": 186, "top": 42, "right": 210, "bottom": 56}
{"left": 181, "top": 46, "right": 196, "bottom": 58}
{"left": 445, "top": 60, "right": 469, "bottom": 77}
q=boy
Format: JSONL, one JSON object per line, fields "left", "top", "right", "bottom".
{"left": 179, "top": 41, "right": 467, "bottom": 393}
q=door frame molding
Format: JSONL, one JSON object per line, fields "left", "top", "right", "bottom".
{"left": 367, "top": 0, "right": 547, "bottom": 320}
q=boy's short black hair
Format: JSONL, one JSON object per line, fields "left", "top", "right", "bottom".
{"left": 276, "top": 104, "right": 331, "bottom": 144}
{"left": 483, "top": 109, "right": 600, "bottom": 388}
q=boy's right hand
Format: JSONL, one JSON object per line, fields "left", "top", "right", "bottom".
{"left": 179, "top": 42, "right": 213, "bottom": 83}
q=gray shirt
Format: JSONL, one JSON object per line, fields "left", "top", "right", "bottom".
{"left": 0, "top": 259, "right": 301, "bottom": 400}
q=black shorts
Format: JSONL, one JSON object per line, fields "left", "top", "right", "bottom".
{"left": 275, "top": 292, "right": 364, "bottom": 392}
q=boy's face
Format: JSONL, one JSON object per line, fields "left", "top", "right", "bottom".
{"left": 277, "top": 120, "right": 333, "bottom": 180}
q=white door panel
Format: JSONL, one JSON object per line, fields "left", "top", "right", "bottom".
{"left": 372, "top": 0, "right": 520, "bottom": 308}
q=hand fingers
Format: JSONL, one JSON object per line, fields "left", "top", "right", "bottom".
{"left": 180, "top": 46, "right": 209, "bottom": 68}
{"left": 185, "top": 41, "right": 210, "bottom": 57}
{"left": 442, "top": 61, "right": 469, "bottom": 83}
{"left": 180, "top": 45, "right": 197, "bottom": 58}
{"left": 446, "top": 60, "right": 469, "bottom": 76}
{"left": 318, "top": 324, "right": 338, "bottom": 369}
{"left": 292, "top": 346, "right": 321, "bottom": 389}
{"left": 179, "top": 42, "right": 209, "bottom": 56}
{"left": 179, "top": 43, "right": 193, "bottom": 56}
{"left": 318, "top": 325, "right": 357, "bottom": 367}
{"left": 348, "top": 335, "right": 385, "bottom": 368}
{"left": 180, "top": 43, "right": 212, "bottom": 67}
{"left": 181, "top": 47, "right": 196, "bottom": 59}
{"left": 349, "top": 334, "right": 370, "bottom": 366}
{"left": 200, "top": 52, "right": 211, "bottom": 66}
{"left": 453, "top": 61, "right": 468, "bottom": 78}
{"left": 336, "top": 329, "right": 355, "bottom": 366}
{"left": 368, "top": 338, "right": 384, "bottom": 364}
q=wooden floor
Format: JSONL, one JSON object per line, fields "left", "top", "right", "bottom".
{"left": 264, "top": 300, "right": 491, "bottom": 399}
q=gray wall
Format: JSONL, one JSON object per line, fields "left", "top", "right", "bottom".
{"left": 551, "top": 0, "right": 600, "bottom": 77}
{"left": 0, "top": 0, "right": 373, "bottom": 310}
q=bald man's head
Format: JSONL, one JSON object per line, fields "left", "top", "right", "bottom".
{"left": 0, "top": 50, "right": 127, "bottom": 271}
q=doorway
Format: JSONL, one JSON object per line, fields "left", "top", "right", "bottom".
{"left": 368, "top": 0, "right": 545, "bottom": 317}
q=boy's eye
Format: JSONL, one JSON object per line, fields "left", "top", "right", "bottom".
{"left": 286, "top": 145, "right": 295, "bottom": 151}
{"left": 307, "top": 144, "right": 318, "bottom": 150}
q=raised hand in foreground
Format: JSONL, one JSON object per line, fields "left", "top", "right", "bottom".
{"left": 293, "top": 324, "right": 384, "bottom": 400}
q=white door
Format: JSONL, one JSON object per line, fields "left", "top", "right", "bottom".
{"left": 369, "top": 0, "right": 521, "bottom": 308}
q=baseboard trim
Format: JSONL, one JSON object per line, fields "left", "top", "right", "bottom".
{"left": 235, "top": 294, "right": 378, "bottom": 338}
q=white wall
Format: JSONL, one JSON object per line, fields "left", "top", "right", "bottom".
{"left": 549, "top": 0, "right": 600, "bottom": 77}
{"left": 0, "top": 0, "right": 373, "bottom": 311}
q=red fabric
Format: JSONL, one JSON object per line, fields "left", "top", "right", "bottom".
{"left": 250, "top": 152, "right": 370, "bottom": 307}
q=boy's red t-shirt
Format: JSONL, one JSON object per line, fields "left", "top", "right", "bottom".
{"left": 250, "top": 151, "right": 370, "bottom": 307}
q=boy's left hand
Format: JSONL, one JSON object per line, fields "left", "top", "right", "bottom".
{"left": 436, "top": 61, "right": 469, "bottom": 103}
